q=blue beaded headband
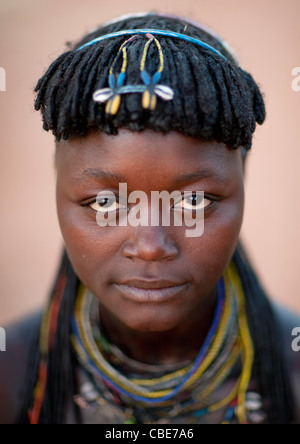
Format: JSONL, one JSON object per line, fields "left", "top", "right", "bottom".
{"left": 76, "top": 28, "right": 227, "bottom": 60}
{"left": 76, "top": 29, "right": 227, "bottom": 115}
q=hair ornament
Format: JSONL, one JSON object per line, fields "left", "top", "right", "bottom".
{"left": 93, "top": 32, "right": 174, "bottom": 115}
{"left": 140, "top": 33, "right": 174, "bottom": 111}
{"left": 93, "top": 35, "right": 136, "bottom": 115}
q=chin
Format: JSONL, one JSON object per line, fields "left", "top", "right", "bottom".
{"left": 120, "top": 312, "right": 180, "bottom": 333}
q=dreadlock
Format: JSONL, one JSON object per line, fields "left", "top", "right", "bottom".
{"left": 17, "top": 13, "right": 294, "bottom": 424}
{"left": 34, "top": 13, "right": 265, "bottom": 150}
{"left": 17, "top": 249, "right": 81, "bottom": 424}
{"left": 234, "top": 243, "right": 295, "bottom": 424}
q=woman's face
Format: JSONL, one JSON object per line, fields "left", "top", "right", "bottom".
{"left": 56, "top": 128, "right": 244, "bottom": 333}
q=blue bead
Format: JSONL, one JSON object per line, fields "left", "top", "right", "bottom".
{"left": 193, "top": 408, "right": 208, "bottom": 418}
{"left": 152, "top": 71, "right": 162, "bottom": 84}
{"left": 224, "top": 407, "right": 235, "bottom": 421}
{"left": 117, "top": 72, "right": 126, "bottom": 87}
{"left": 108, "top": 74, "right": 116, "bottom": 89}
{"left": 141, "top": 70, "right": 151, "bottom": 86}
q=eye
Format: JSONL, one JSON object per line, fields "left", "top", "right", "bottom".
{"left": 87, "top": 192, "right": 127, "bottom": 213}
{"left": 174, "top": 192, "right": 212, "bottom": 211}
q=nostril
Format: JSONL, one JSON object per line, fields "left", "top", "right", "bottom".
{"left": 122, "top": 243, "right": 178, "bottom": 262}
{"left": 122, "top": 230, "right": 179, "bottom": 262}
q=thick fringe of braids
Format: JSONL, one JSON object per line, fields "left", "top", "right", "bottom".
{"left": 34, "top": 13, "right": 265, "bottom": 150}
{"left": 17, "top": 250, "right": 81, "bottom": 424}
{"left": 17, "top": 13, "right": 294, "bottom": 423}
{"left": 234, "top": 244, "right": 295, "bottom": 424}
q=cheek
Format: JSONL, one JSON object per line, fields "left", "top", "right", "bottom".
{"left": 56, "top": 201, "right": 121, "bottom": 280}
{"left": 185, "top": 195, "right": 244, "bottom": 276}
{"left": 211, "top": 196, "right": 244, "bottom": 251}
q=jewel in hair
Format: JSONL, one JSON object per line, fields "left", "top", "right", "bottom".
{"left": 93, "top": 33, "right": 174, "bottom": 115}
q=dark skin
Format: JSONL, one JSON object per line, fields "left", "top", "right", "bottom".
{"left": 1, "top": 128, "right": 300, "bottom": 423}
{"left": 55, "top": 128, "right": 244, "bottom": 364}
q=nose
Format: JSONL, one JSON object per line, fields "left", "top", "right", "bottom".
{"left": 122, "top": 226, "right": 180, "bottom": 262}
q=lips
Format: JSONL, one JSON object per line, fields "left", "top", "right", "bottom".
{"left": 113, "top": 279, "right": 189, "bottom": 304}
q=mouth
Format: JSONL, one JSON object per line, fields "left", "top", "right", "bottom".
{"left": 113, "top": 279, "right": 189, "bottom": 304}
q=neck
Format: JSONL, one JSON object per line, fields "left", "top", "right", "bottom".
{"left": 99, "top": 287, "right": 218, "bottom": 366}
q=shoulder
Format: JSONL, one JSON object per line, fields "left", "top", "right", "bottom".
{"left": 0, "top": 311, "right": 42, "bottom": 424}
{"left": 272, "top": 303, "right": 300, "bottom": 424}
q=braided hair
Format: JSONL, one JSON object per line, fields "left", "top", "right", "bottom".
{"left": 17, "top": 13, "right": 294, "bottom": 424}
{"left": 34, "top": 13, "right": 265, "bottom": 150}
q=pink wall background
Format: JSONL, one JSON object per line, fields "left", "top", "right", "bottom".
{"left": 0, "top": 0, "right": 299, "bottom": 325}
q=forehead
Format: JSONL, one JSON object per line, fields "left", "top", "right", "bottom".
{"left": 55, "top": 128, "right": 243, "bottom": 185}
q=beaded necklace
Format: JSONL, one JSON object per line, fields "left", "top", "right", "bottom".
{"left": 71, "top": 262, "right": 259, "bottom": 424}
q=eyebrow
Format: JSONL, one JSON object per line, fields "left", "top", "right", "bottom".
{"left": 174, "top": 168, "right": 230, "bottom": 185}
{"left": 82, "top": 168, "right": 127, "bottom": 182}
{"left": 80, "top": 167, "right": 229, "bottom": 185}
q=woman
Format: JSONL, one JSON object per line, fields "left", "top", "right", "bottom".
{"left": 1, "top": 12, "right": 299, "bottom": 424}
